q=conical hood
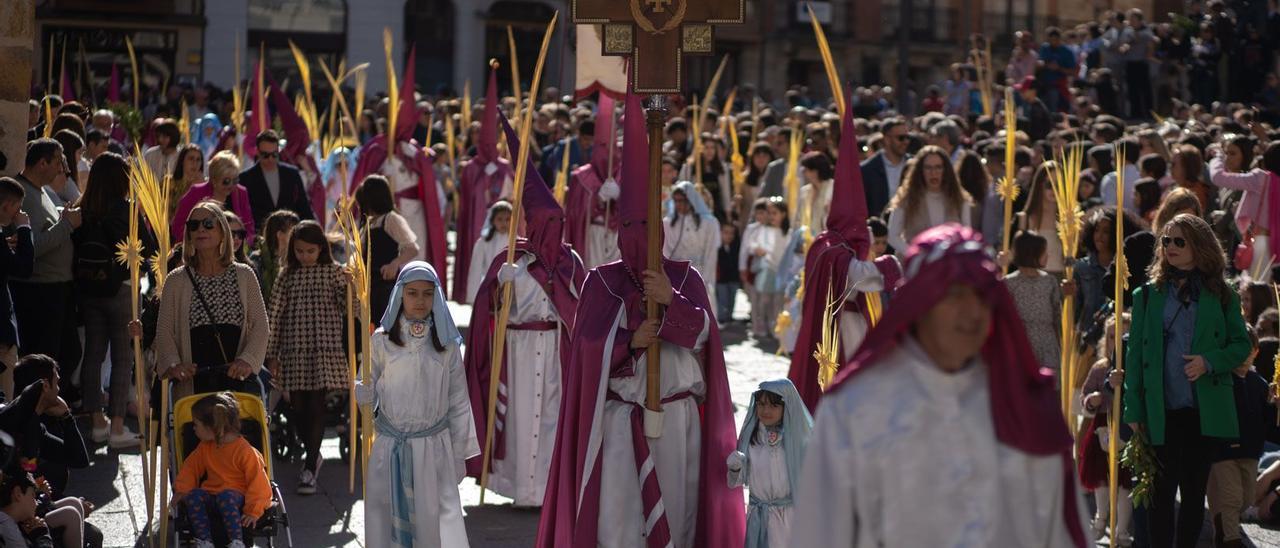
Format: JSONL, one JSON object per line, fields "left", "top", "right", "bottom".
{"left": 108, "top": 64, "right": 120, "bottom": 104}
{"left": 476, "top": 62, "right": 500, "bottom": 161}
{"left": 499, "top": 114, "right": 564, "bottom": 261}
{"left": 269, "top": 76, "right": 309, "bottom": 161}
{"left": 244, "top": 59, "right": 268, "bottom": 158}
{"left": 828, "top": 91, "right": 870, "bottom": 250}
{"left": 589, "top": 94, "right": 616, "bottom": 177}
{"left": 618, "top": 91, "right": 655, "bottom": 273}
{"left": 394, "top": 46, "right": 419, "bottom": 144}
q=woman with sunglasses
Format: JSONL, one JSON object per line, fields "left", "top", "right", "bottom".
{"left": 171, "top": 151, "right": 256, "bottom": 244}
{"left": 154, "top": 202, "right": 269, "bottom": 401}
{"left": 1121, "top": 213, "right": 1251, "bottom": 547}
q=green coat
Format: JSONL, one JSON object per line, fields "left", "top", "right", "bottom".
{"left": 1122, "top": 282, "right": 1249, "bottom": 445}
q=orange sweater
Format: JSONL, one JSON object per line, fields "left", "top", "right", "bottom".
{"left": 174, "top": 437, "right": 272, "bottom": 518}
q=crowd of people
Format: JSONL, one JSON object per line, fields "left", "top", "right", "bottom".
{"left": 7, "top": 1, "right": 1280, "bottom": 547}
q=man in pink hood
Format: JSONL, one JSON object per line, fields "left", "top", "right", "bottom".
{"left": 452, "top": 64, "right": 514, "bottom": 302}
{"left": 566, "top": 94, "right": 622, "bottom": 268}
{"left": 536, "top": 92, "right": 744, "bottom": 548}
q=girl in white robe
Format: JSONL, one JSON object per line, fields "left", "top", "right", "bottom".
{"left": 464, "top": 201, "right": 512, "bottom": 304}
{"left": 356, "top": 261, "right": 479, "bottom": 548}
{"left": 748, "top": 198, "right": 789, "bottom": 339}
{"left": 664, "top": 181, "right": 721, "bottom": 311}
{"left": 727, "top": 379, "right": 813, "bottom": 548}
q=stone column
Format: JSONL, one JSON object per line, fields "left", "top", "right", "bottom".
{"left": 0, "top": 0, "right": 33, "bottom": 177}
{"left": 202, "top": 0, "right": 248, "bottom": 89}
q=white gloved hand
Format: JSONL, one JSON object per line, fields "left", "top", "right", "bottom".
{"left": 599, "top": 178, "right": 621, "bottom": 201}
{"left": 354, "top": 381, "right": 377, "bottom": 406}
{"left": 726, "top": 450, "right": 746, "bottom": 472}
{"left": 484, "top": 161, "right": 499, "bottom": 176}
{"left": 399, "top": 141, "right": 419, "bottom": 158}
{"left": 498, "top": 262, "right": 522, "bottom": 284}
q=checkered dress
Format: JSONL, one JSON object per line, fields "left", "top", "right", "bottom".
{"left": 266, "top": 263, "right": 350, "bottom": 391}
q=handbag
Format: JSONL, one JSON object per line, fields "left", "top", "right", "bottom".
{"left": 1234, "top": 227, "right": 1254, "bottom": 272}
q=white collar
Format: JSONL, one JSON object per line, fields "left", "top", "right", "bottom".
{"left": 900, "top": 335, "right": 985, "bottom": 402}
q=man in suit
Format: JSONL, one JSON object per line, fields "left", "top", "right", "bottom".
{"left": 240, "top": 130, "right": 314, "bottom": 229}
{"left": 861, "top": 117, "right": 911, "bottom": 218}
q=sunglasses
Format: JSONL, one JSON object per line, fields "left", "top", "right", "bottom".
{"left": 186, "top": 218, "right": 217, "bottom": 232}
{"left": 894, "top": 135, "right": 910, "bottom": 142}
{"left": 220, "top": 177, "right": 237, "bottom": 186}
{"left": 259, "top": 151, "right": 279, "bottom": 160}
{"left": 232, "top": 229, "right": 247, "bottom": 239}
{"left": 1161, "top": 235, "right": 1187, "bottom": 248}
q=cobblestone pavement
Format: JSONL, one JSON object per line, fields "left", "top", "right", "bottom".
{"left": 66, "top": 292, "right": 1280, "bottom": 546}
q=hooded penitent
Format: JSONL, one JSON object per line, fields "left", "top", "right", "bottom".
{"left": 566, "top": 95, "right": 620, "bottom": 259}
{"left": 351, "top": 47, "right": 449, "bottom": 298}
{"left": 535, "top": 90, "right": 744, "bottom": 548}
{"left": 452, "top": 63, "right": 514, "bottom": 302}
{"left": 463, "top": 115, "right": 586, "bottom": 478}
{"left": 827, "top": 224, "right": 1086, "bottom": 547}
{"left": 787, "top": 95, "right": 903, "bottom": 411}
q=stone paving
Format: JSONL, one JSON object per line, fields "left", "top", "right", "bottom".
{"left": 63, "top": 293, "right": 1280, "bottom": 546}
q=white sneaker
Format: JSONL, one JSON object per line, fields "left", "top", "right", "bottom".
{"left": 297, "top": 469, "right": 317, "bottom": 495}
{"left": 1090, "top": 517, "right": 1106, "bottom": 540}
{"left": 193, "top": 540, "right": 215, "bottom": 548}
{"left": 90, "top": 425, "right": 109, "bottom": 444}
{"left": 108, "top": 428, "right": 142, "bottom": 449}
{"left": 227, "top": 540, "right": 246, "bottom": 548}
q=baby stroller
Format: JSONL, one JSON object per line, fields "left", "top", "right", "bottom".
{"left": 167, "top": 387, "right": 293, "bottom": 547}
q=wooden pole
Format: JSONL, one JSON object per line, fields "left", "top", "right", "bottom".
{"left": 644, "top": 94, "right": 668, "bottom": 437}
{"left": 479, "top": 12, "right": 558, "bottom": 503}
{"left": 347, "top": 282, "right": 357, "bottom": 494}
{"left": 156, "top": 381, "right": 171, "bottom": 546}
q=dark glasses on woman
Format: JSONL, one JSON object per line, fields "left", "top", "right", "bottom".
{"left": 186, "top": 218, "right": 217, "bottom": 232}
{"left": 1161, "top": 236, "right": 1187, "bottom": 248}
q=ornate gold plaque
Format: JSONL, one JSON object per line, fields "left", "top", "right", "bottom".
{"left": 682, "top": 24, "right": 712, "bottom": 54}
{"left": 603, "top": 24, "right": 634, "bottom": 55}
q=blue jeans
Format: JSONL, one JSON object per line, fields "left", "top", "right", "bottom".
{"left": 716, "top": 282, "right": 740, "bottom": 321}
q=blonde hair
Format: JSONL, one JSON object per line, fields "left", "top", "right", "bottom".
{"left": 207, "top": 151, "right": 241, "bottom": 184}
{"left": 1151, "top": 187, "right": 1203, "bottom": 233}
{"left": 183, "top": 201, "right": 235, "bottom": 269}
{"left": 1137, "top": 129, "right": 1171, "bottom": 162}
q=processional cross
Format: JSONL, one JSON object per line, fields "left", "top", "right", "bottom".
{"left": 571, "top": 0, "right": 743, "bottom": 437}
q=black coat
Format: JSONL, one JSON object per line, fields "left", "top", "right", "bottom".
{"left": 861, "top": 151, "right": 910, "bottom": 218}
{"left": 239, "top": 162, "right": 314, "bottom": 229}
{"left": 0, "top": 225, "right": 33, "bottom": 348}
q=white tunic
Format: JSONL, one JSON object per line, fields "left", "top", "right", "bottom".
{"left": 728, "top": 428, "right": 793, "bottom": 548}
{"left": 585, "top": 223, "right": 620, "bottom": 268}
{"left": 663, "top": 214, "right": 721, "bottom": 306}
{"left": 598, "top": 306, "right": 711, "bottom": 548}
{"left": 383, "top": 154, "right": 430, "bottom": 262}
{"left": 839, "top": 259, "right": 887, "bottom": 362}
{"left": 363, "top": 332, "right": 480, "bottom": 548}
{"left": 487, "top": 254, "right": 564, "bottom": 506}
{"left": 791, "top": 337, "right": 1085, "bottom": 547}
{"left": 464, "top": 232, "right": 509, "bottom": 304}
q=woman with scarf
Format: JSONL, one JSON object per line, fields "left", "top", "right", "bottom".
{"left": 727, "top": 379, "right": 813, "bottom": 548}
{"left": 355, "top": 261, "right": 478, "bottom": 547}
{"left": 664, "top": 181, "right": 722, "bottom": 310}
{"left": 792, "top": 225, "right": 1087, "bottom": 546}
{"left": 1122, "top": 213, "right": 1251, "bottom": 548}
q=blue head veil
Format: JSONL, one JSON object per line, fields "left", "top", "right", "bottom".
{"left": 193, "top": 113, "right": 222, "bottom": 155}
{"left": 735, "top": 378, "right": 813, "bottom": 496}
{"left": 669, "top": 180, "right": 716, "bottom": 223}
{"left": 378, "top": 261, "right": 462, "bottom": 346}
{"left": 320, "top": 146, "right": 355, "bottom": 185}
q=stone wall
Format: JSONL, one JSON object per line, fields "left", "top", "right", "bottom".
{"left": 0, "top": 0, "right": 33, "bottom": 177}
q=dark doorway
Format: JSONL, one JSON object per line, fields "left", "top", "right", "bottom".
{"left": 406, "top": 0, "right": 456, "bottom": 95}
{"left": 484, "top": 1, "right": 557, "bottom": 98}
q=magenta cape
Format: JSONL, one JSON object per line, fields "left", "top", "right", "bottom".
{"left": 351, "top": 135, "right": 449, "bottom": 298}
{"left": 535, "top": 259, "right": 744, "bottom": 548}
{"left": 564, "top": 165, "right": 618, "bottom": 262}
{"left": 452, "top": 159, "right": 513, "bottom": 302}
{"left": 463, "top": 240, "right": 585, "bottom": 476}
{"left": 171, "top": 181, "right": 256, "bottom": 243}
{"left": 827, "top": 224, "right": 1086, "bottom": 547}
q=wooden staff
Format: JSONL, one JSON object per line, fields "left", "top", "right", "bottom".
{"left": 156, "top": 381, "right": 171, "bottom": 546}
{"left": 644, "top": 95, "right": 668, "bottom": 438}
{"left": 479, "top": 12, "right": 558, "bottom": 504}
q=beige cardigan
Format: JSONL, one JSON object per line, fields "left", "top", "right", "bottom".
{"left": 154, "top": 263, "right": 270, "bottom": 398}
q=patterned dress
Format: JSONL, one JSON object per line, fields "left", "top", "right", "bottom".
{"left": 267, "top": 263, "right": 349, "bottom": 391}
{"left": 1004, "top": 270, "right": 1063, "bottom": 372}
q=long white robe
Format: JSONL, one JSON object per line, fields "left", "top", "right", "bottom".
{"left": 586, "top": 223, "right": 620, "bottom": 268}
{"left": 598, "top": 307, "right": 711, "bottom": 548}
{"left": 728, "top": 428, "right": 793, "bottom": 548}
{"left": 664, "top": 215, "right": 721, "bottom": 308}
{"left": 839, "top": 259, "right": 887, "bottom": 362}
{"left": 487, "top": 254, "right": 564, "bottom": 506}
{"left": 464, "top": 232, "right": 508, "bottom": 305}
{"left": 383, "top": 153, "right": 430, "bottom": 262}
{"left": 791, "top": 337, "right": 1085, "bottom": 547}
{"left": 364, "top": 332, "right": 479, "bottom": 548}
